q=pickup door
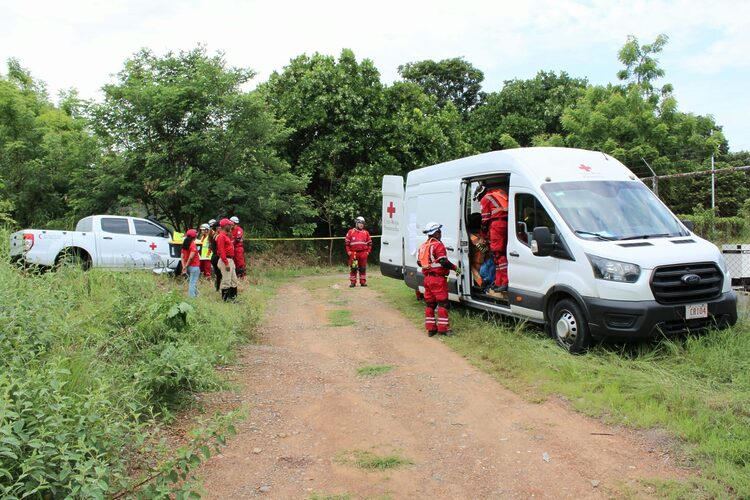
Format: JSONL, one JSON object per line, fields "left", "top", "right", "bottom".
{"left": 97, "top": 217, "right": 136, "bottom": 268}
{"left": 132, "top": 219, "right": 171, "bottom": 268}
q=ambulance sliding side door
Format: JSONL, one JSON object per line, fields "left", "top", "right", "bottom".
{"left": 380, "top": 175, "right": 405, "bottom": 280}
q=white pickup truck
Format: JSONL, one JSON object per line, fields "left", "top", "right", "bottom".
{"left": 9, "top": 215, "right": 181, "bottom": 271}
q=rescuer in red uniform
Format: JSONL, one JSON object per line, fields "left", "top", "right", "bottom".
{"left": 345, "top": 216, "right": 372, "bottom": 287}
{"left": 230, "top": 216, "right": 246, "bottom": 278}
{"left": 216, "top": 218, "right": 238, "bottom": 301}
{"left": 417, "top": 222, "right": 460, "bottom": 336}
{"left": 475, "top": 183, "right": 509, "bottom": 293}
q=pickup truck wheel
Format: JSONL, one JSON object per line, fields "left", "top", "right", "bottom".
{"left": 56, "top": 250, "right": 91, "bottom": 271}
{"left": 550, "top": 298, "right": 590, "bottom": 354}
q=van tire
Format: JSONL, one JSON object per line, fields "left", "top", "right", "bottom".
{"left": 550, "top": 298, "right": 590, "bottom": 354}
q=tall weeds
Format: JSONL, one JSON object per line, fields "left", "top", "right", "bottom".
{"left": 0, "top": 229, "right": 261, "bottom": 498}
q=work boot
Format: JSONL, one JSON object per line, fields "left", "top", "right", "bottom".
{"left": 231, "top": 287, "right": 238, "bottom": 300}
{"left": 440, "top": 330, "right": 455, "bottom": 337}
{"left": 491, "top": 284, "right": 508, "bottom": 293}
{"left": 349, "top": 283, "right": 356, "bottom": 288}
{"left": 427, "top": 330, "right": 437, "bottom": 337}
{"left": 221, "top": 289, "right": 229, "bottom": 302}
{"left": 360, "top": 283, "right": 367, "bottom": 287}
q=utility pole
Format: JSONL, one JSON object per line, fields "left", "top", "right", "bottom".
{"left": 711, "top": 154, "right": 715, "bottom": 210}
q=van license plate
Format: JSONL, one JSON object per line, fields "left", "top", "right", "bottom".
{"left": 685, "top": 303, "right": 708, "bottom": 319}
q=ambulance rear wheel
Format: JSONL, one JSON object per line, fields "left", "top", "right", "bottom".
{"left": 550, "top": 298, "right": 590, "bottom": 354}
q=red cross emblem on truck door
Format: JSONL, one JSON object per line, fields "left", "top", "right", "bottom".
{"left": 149, "top": 242, "right": 157, "bottom": 250}
{"left": 579, "top": 164, "right": 592, "bottom": 172}
{"left": 387, "top": 201, "right": 397, "bottom": 218}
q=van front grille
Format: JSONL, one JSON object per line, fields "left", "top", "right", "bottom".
{"left": 650, "top": 262, "right": 723, "bottom": 305}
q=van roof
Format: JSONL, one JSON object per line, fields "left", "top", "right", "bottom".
{"left": 406, "top": 147, "right": 637, "bottom": 187}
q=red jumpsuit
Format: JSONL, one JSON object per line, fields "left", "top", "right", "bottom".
{"left": 231, "top": 225, "right": 246, "bottom": 278}
{"left": 480, "top": 188, "right": 509, "bottom": 288}
{"left": 345, "top": 227, "right": 372, "bottom": 286}
{"left": 418, "top": 237, "right": 456, "bottom": 334}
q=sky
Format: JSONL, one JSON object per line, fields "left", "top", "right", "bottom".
{"left": 2, "top": 0, "right": 749, "bottom": 152}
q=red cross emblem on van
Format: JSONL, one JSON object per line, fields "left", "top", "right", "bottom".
{"left": 579, "top": 164, "right": 592, "bottom": 172}
{"left": 387, "top": 201, "right": 396, "bottom": 218}
{"left": 149, "top": 242, "right": 157, "bottom": 250}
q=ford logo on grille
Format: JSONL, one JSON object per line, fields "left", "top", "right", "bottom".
{"left": 681, "top": 273, "right": 701, "bottom": 285}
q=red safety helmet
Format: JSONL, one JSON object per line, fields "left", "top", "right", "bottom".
{"left": 219, "top": 218, "right": 233, "bottom": 227}
{"left": 185, "top": 229, "right": 197, "bottom": 237}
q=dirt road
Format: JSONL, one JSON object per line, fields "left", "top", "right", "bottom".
{"left": 197, "top": 275, "right": 687, "bottom": 499}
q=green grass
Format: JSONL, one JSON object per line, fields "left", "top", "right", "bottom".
{"left": 369, "top": 274, "right": 750, "bottom": 498}
{"left": 0, "top": 227, "right": 324, "bottom": 498}
{"left": 334, "top": 450, "right": 412, "bottom": 471}
{"left": 356, "top": 364, "right": 394, "bottom": 377}
{"left": 328, "top": 309, "right": 355, "bottom": 326}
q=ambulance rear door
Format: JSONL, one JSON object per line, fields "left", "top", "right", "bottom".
{"left": 380, "top": 175, "right": 405, "bottom": 280}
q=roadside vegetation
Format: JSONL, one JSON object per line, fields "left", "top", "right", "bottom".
{"left": 0, "top": 230, "right": 305, "bottom": 498}
{"left": 371, "top": 276, "right": 750, "bottom": 498}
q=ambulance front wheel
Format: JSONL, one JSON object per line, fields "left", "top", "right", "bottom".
{"left": 550, "top": 298, "right": 591, "bottom": 354}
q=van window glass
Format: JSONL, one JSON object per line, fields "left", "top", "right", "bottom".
{"left": 134, "top": 220, "right": 165, "bottom": 237}
{"left": 100, "top": 218, "right": 131, "bottom": 235}
{"left": 542, "top": 181, "right": 687, "bottom": 240}
{"left": 514, "top": 194, "right": 556, "bottom": 247}
{"left": 75, "top": 217, "right": 93, "bottom": 232}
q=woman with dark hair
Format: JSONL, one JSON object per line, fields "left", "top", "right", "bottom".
{"left": 181, "top": 229, "right": 201, "bottom": 297}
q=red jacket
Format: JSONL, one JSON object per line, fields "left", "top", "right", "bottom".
{"left": 480, "top": 188, "right": 508, "bottom": 223}
{"left": 345, "top": 228, "right": 372, "bottom": 254}
{"left": 231, "top": 225, "right": 244, "bottom": 248}
{"left": 418, "top": 238, "right": 455, "bottom": 277}
{"left": 216, "top": 232, "right": 235, "bottom": 266}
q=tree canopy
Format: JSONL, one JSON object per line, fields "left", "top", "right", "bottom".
{"left": 1, "top": 34, "right": 746, "bottom": 235}
{"left": 85, "top": 47, "right": 314, "bottom": 233}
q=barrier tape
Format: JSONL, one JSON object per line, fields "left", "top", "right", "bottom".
{"left": 249, "top": 235, "right": 382, "bottom": 241}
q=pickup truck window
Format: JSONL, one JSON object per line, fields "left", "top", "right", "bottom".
{"left": 76, "top": 217, "right": 93, "bottom": 232}
{"left": 101, "top": 218, "right": 131, "bottom": 234}
{"left": 134, "top": 220, "right": 165, "bottom": 237}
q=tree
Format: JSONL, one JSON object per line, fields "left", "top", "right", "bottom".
{"left": 467, "top": 71, "right": 587, "bottom": 150}
{"left": 398, "top": 57, "right": 484, "bottom": 116}
{"left": 617, "top": 33, "right": 669, "bottom": 99}
{"left": 85, "top": 47, "right": 314, "bottom": 234}
{"left": 0, "top": 59, "right": 98, "bottom": 228}
{"left": 561, "top": 36, "right": 727, "bottom": 215}
{"left": 260, "top": 49, "right": 386, "bottom": 235}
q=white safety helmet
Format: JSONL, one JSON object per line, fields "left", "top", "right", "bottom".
{"left": 423, "top": 222, "right": 443, "bottom": 235}
{"left": 355, "top": 216, "right": 365, "bottom": 224}
{"left": 200, "top": 223, "right": 210, "bottom": 230}
{"left": 208, "top": 218, "right": 217, "bottom": 227}
{"left": 473, "top": 183, "right": 487, "bottom": 201}
{"left": 230, "top": 216, "right": 239, "bottom": 224}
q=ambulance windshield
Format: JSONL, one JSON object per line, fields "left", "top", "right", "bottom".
{"left": 541, "top": 180, "right": 689, "bottom": 241}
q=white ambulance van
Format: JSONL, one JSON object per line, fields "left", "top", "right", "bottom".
{"left": 380, "top": 147, "right": 737, "bottom": 353}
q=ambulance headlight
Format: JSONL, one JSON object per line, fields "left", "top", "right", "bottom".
{"left": 587, "top": 254, "right": 640, "bottom": 283}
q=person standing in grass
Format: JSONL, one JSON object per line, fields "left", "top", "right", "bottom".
{"left": 216, "top": 218, "right": 238, "bottom": 301}
{"left": 230, "top": 216, "right": 246, "bottom": 278}
{"left": 197, "top": 223, "right": 213, "bottom": 279}
{"left": 181, "top": 229, "right": 201, "bottom": 297}
{"left": 417, "top": 222, "right": 460, "bottom": 337}
{"left": 208, "top": 219, "right": 222, "bottom": 292}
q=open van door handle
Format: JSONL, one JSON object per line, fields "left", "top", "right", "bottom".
{"left": 509, "top": 250, "right": 520, "bottom": 257}
{"left": 137, "top": 239, "right": 147, "bottom": 242}
{"left": 103, "top": 236, "right": 113, "bottom": 240}
{"left": 445, "top": 246, "right": 455, "bottom": 252}
{"left": 382, "top": 241, "right": 390, "bottom": 245}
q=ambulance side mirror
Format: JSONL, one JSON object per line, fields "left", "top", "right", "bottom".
{"left": 681, "top": 219, "right": 695, "bottom": 232}
{"left": 531, "top": 226, "right": 553, "bottom": 256}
